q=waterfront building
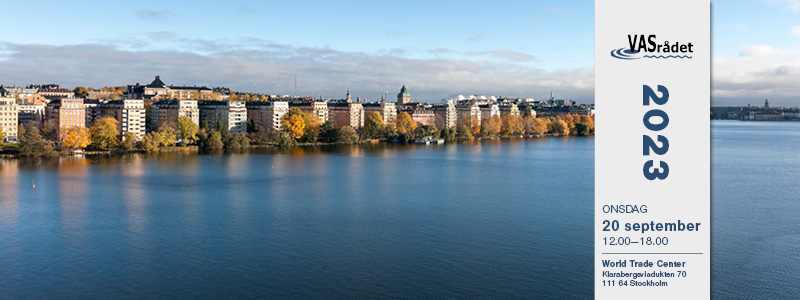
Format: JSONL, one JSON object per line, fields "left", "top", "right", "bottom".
{"left": 456, "top": 101, "right": 482, "bottom": 128}
{"left": 432, "top": 102, "right": 457, "bottom": 129}
{"left": 0, "top": 98, "right": 18, "bottom": 142}
{"left": 401, "top": 103, "right": 436, "bottom": 127}
{"left": 16, "top": 94, "right": 49, "bottom": 125}
{"left": 150, "top": 99, "right": 200, "bottom": 130}
{"left": 246, "top": 100, "right": 289, "bottom": 131}
{"left": 499, "top": 104, "right": 520, "bottom": 118}
{"left": 102, "top": 99, "right": 146, "bottom": 140}
{"left": 479, "top": 103, "right": 500, "bottom": 122}
{"left": 397, "top": 85, "right": 410, "bottom": 105}
{"left": 83, "top": 99, "right": 102, "bottom": 128}
{"left": 46, "top": 98, "right": 85, "bottom": 134}
{"left": 362, "top": 94, "right": 396, "bottom": 126}
{"left": 328, "top": 100, "right": 364, "bottom": 129}
{"left": 290, "top": 100, "right": 329, "bottom": 123}
{"left": 199, "top": 100, "right": 247, "bottom": 134}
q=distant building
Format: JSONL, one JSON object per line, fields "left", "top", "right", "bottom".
{"left": 35, "top": 85, "right": 73, "bottom": 99}
{"left": 0, "top": 86, "right": 38, "bottom": 99}
{"left": 103, "top": 99, "right": 146, "bottom": 140}
{"left": 83, "top": 99, "right": 102, "bottom": 128}
{"left": 0, "top": 98, "right": 18, "bottom": 142}
{"left": 363, "top": 94, "right": 396, "bottom": 126}
{"left": 290, "top": 100, "right": 329, "bottom": 123}
{"left": 199, "top": 100, "right": 247, "bottom": 134}
{"left": 401, "top": 104, "right": 435, "bottom": 126}
{"left": 246, "top": 101, "right": 288, "bottom": 131}
{"left": 150, "top": 99, "right": 200, "bottom": 130}
{"left": 479, "top": 103, "right": 500, "bottom": 122}
{"left": 456, "top": 101, "right": 481, "bottom": 128}
{"left": 46, "top": 98, "right": 86, "bottom": 135}
{"left": 432, "top": 102, "right": 457, "bottom": 129}
{"left": 397, "top": 85, "right": 410, "bottom": 105}
{"left": 328, "top": 100, "right": 364, "bottom": 129}
{"left": 499, "top": 104, "right": 520, "bottom": 118}
{"left": 85, "top": 91, "right": 121, "bottom": 100}
{"left": 16, "top": 94, "right": 49, "bottom": 125}
{"left": 126, "top": 76, "right": 214, "bottom": 101}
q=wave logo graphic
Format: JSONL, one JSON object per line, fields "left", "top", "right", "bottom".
{"left": 610, "top": 48, "right": 693, "bottom": 60}
{"left": 610, "top": 48, "right": 641, "bottom": 60}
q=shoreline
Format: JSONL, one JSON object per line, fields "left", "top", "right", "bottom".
{"left": 0, "top": 134, "right": 588, "bottom": 159}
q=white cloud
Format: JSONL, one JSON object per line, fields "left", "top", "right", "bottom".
{"left": 735, "top": 23, "right": 749, "bottom": 31}
{"left": 0, "top": 39, "right": 592, "bottom": 103}
{"left": 713, "top": 45, "right": 800, "bottom": 106}
{"left": 791, "top": 25, "right": 800, "bottom": 37}
{"left": 739, "top": 44, "right": 788, "bottom": 57}
{"left": 758, "top": 0, "right": 800, "bottom": 11}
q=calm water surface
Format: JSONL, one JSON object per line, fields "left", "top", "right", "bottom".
{"left": 0, "top": 138, "right": 594, "bottom": 299}
{"left": 2, "top": 121, "right": 798, "bottom": 299}
{"left": 711, "top": 120, "right": 800, "bottom": 299}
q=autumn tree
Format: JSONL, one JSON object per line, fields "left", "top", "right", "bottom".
{"left": 459, "top": 125, "right": 473, "bottom": 138}
{"left": 90, "top": 117, "right": 119, "bottom": 149}
{"left": 533, "top": 118, "right": 547, "bottom": 136}
{"left": 120, "top": 132, "right": 137, "bottom": 150}
{"left": 259, "top": 95, "right": 268, "bottom": 101}
{"left": 394, "top": 112, "right": 416, "bottom": 134}
{"left": 362, "top": 112, "right": 385, "bottom": 139}
{"left": 0, "top": 126, "right": 4, "bottom": 143}
{"left": 177, "top": 116, "right": 199, "bottom": 146}
{"left": 282, "top": 108, "right": 306, "bottom": 139}
{"left": 156, "top": 124, "right": 178, "bottom": 147}
{"left": 580, "top": 115, "right": 594, "bottom": 130}
{"left": 141, "top": 132, "right": 161, "bottom": 152}
{"left": 61, "top": 126, "right": 91, "bottom": 149}
{"left": 302, "top": 114, "right": 323, "bottom": 143}
{"left": 228, "top": 93, "right": 239, "bottom": 101}
{"left": 552, "top": 119, "right": 570, "bottom": 136}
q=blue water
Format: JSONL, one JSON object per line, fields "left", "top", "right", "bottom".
{"left": 0, "top": 138, "right": 595, "bottom": 299}
{"left": 2, "top": 121, "right": 798, "bottom": 299}
{"left": 711, "top": 121, "right": 800, "bottom": 299}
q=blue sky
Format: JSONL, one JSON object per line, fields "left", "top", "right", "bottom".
{"left": 1, "top": 0, "right": 799, "bottom": 105}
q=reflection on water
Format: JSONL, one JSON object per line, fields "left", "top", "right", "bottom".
{"left": 0, "top": 137, "right": 594, "bottom": 299}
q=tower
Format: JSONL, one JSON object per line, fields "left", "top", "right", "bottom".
{"left": 346, "top": 88, "right": 351, "bottom": 103}
{"left": 397, "top": 85, "right": 410, "bottom": 105}
{"left": 764, "top": 99, "right": 769, "bottom": 108}
{"left": 550, "top": 87, "right": 555, "bottom": 102}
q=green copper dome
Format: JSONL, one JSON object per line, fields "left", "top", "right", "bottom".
{"left": 397, "top": 85, "right": 410, "bottom": 98}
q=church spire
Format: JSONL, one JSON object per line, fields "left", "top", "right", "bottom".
{"left": 346, "top": 88, "right": 351, "bottom": 103}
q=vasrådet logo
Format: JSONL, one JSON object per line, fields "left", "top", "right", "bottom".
{"left": 611, "top": 35, "right": 694, "bottom": 60}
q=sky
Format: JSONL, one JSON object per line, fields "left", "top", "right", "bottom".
{"left": 0, "top": 0, "right": 798, "bottom": 106}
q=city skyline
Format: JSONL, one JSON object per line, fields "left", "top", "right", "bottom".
{"left": 1, "top": 1, "right": 799, "bottom": 105}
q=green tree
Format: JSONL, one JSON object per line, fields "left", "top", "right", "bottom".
{"left": 459, "top": 125, "right": 473, "bottom": 138}
{"left": 73, "top": 86, "right": 89, "bottom": 97}
{"left": 319, "top": 122, "right": 339, "bottom": 143}
{"left": 90, "top": 117, "right": 119, "bottom": 149}
{"left": 41, "top": 120, "right": 59, "bottom": 141}
{"left": 362, "top": 112, "right": 385, "bottom": 139}
{"left": 338, "top": 126, "right": 359, "bottom": 143}
{"left": 226, "top": 133, "right": 251, "bottom": 149}
{"left": 177, "top": 116, "right": 198, "bottom": 146}
{"left": 198, "top": 129, "right": 224, "bottom": 150}
{"left": 16, "top": 124, "right": 26, "bottom": 144}
{"left": 575, "top": 122, "right": 592, "bottom": 136}
{"left": 394, "top": 112, "right": 416, "bottom": 134}
{"left": 120, "top": 132, "right": 137, "bottom": 150}
{"left": 20, "top": 126, "right": 56, "bottom": 156}
{"left": 523, "top": 106, "right": 533, "bottom": 117}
